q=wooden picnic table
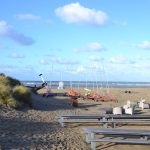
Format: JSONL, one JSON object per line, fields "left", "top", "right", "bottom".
{"left": 58, "top": 114, "right": 150, "bottom": 127}
{"left": 84, "top": 128, "right": 150, "bottom": 150}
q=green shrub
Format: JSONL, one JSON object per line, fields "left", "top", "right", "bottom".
{"left": 0, "top": 75, "right": 9, "bottom": 86}
{"left": 0, "top": 73, "right": 32, "bottom": 109}
{"left": 0, "top": 84, "right": 11, "bottom": 100}
{"left": 0, "top": 73, "right": 21, "bottom": 87}
{"left": 7, "top": 76, "right": 21, "bottom": 87}
{"left": 7, "top": 97, "right": 22, "bottom": 108}
{"left": 0, "top": 84, "right": 12, "bottom": 107}
{"left": 12, "top": 85, "right": 32, "bottom": 106}
{"left": 0, "top": 97, "right": 22, "bottom": 108}
{"left": 0, "top": 97, "right": 9, "bottom": 106}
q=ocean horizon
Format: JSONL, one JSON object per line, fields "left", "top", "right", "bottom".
{"left": 21, "top": 81, "right": 150, "bottom": 88}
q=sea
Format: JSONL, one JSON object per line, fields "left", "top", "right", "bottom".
{"left": 21, "top": 81, "right": 150, "bottom": 88}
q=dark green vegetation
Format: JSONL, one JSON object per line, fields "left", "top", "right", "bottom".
{"left": 0, "top": 73, "right": 32, "bottom": 108}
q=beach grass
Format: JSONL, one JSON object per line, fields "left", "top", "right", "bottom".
{"left": 0, "top": 73, "right": 32, "bottom": 108}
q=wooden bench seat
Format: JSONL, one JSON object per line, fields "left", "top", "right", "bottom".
{"left": 58, "top": 114, "right": 150, "bottom": 127}
{"left": 83, "top": 128, "right": 150, "bottom": 150}
{"left": 91, "top": 138, "right": 150, "bottom": 144}
{"left": 58, "top": 114, "right": 150, "bottom": 119}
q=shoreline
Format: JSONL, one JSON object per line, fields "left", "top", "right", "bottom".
{"left": 22, "top": 81, "right": 150, "bottom": 89}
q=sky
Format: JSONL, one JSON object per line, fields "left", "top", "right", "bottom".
{"left": 0, "top": 0, "right": 150, "bottom": 82}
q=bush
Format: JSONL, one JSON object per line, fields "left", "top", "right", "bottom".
{"left": 0, "top": 73, "right": 21, "bottom": 87}
{"left": 8, "top": 97, "right": 22, "bottom": 108}
{"left": 0, "top": 75, "right": 9, "bottom": 86}
{"left": 0, "top": 84, "right": 17, "bottom": 107}
{"left": 12, "top": 85, "right": 32, "bottom": 106}
{"left": 0, "top": 97, "right": 22, "bottom": 108}
{"left": 0, "top": 73, "right": 32, "bottom": 109}
{"left": 7, "top": 76, "right": 21, "bottom": 87}
{"left": 0, "top": 84, "right": 11, "bottom": 101}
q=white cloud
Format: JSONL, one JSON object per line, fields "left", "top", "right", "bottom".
{"left": 110, "top": 55, "right": 127, "bottom": 64}
{"left": 68, "top": 66, "right": 86, "bottom": 74}
{"left": 89, "top": 56, "right": 104, "bottom": 61}
{"left": 74, "top": 42, "right": 105, "bottom": 52}
{"left": 48, "top": 55, "right": 79, "bottom": 65}
{"left": 15, "top": 14, "right": 41, "bottom": 20}
{"left": 86, "top": 42, "right": 104, "bottom": 51}
{"left": 76, "top": 66, "right": 86, "bottom": 73}
{"left": 9, "top": 52, "right": 25, "bottom": 59}
{"left": 39, "top": 59, "right": 49, "bottom": 65}
{"left": 136, "top": 41, "right": 150, "bottom": 49}
{"left": 109, "top": 56, "right": 136, "bottom": 64}
{"left": 55, "top": 2, "right": 108, "bottom": 26}
{"left": 0, "top": 20, "right": 34, "bottom": 45}
{"left": 85, "top": 63, "right": 102, "bottom": 71}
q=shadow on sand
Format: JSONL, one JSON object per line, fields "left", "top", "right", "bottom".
{"left": 31, "top": 93, "right": 101, "bottom": 112}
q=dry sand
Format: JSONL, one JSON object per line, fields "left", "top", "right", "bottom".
{"left": 0, "top": 87, "right": 150, "bottom": 150}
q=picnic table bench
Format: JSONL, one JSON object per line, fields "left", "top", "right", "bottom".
{"left": 57, "top": 114, "right": 150, "bottom": 127}
{"left": 83, "top": 128, "right": 150, "bottom": 150}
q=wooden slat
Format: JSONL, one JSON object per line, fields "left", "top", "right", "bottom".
{"left": 58, "top": 119, "right": 100, "bottom": 123}
{"left": 84, "top": 128, "right": 150, "bottom": 150}
{"left": 59, "top": 114, "right": 150, "bottom": 119}
{"left": 58, "top": 114, "right": 150, "bottom": 127}
{"left": 84, "top": 128, "right": 150, "bottom": 135}
{"left": 91, "top": 138, "right": 150, "bottom": 144}
{"left": 60, "top": 119, "right": 150, "bottom": 123}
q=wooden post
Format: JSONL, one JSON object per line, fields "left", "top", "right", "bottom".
{"left": 91, "top": 132, "right": 96, "bottom": 150}
{"left": 103, "top": 117, "right": 108, "bottom": 128}
{"left": 60, "top": 117, "right": 64, "bottom": 127}
{"left": 85, "top": 133, "right": 91, "bottom": 143}
{"left": 112, "top": 117, "right": 116, "bottom": 128}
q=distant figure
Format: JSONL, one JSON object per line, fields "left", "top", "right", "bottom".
{"left": 58, "top": 81, "right": 64, "bottom": 89}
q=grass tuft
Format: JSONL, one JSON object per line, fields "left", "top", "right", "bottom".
{"left": 0, "top": 73, "right": 32, "bottom": 109}
{"left": 12, "top": 85, "right": 32, "bottom": 106}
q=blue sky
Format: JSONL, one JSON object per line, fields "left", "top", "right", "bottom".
{"left": 0, "top": 0, "right": 150, "bottom": 82}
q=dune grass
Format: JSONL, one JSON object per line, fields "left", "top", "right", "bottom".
{"left": 0, "top": 73, "right": 32, "bottom": 108}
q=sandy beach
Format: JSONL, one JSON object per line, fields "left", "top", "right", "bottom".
{"left": 0, "top": 87, "right": 150, "bottom": 150}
